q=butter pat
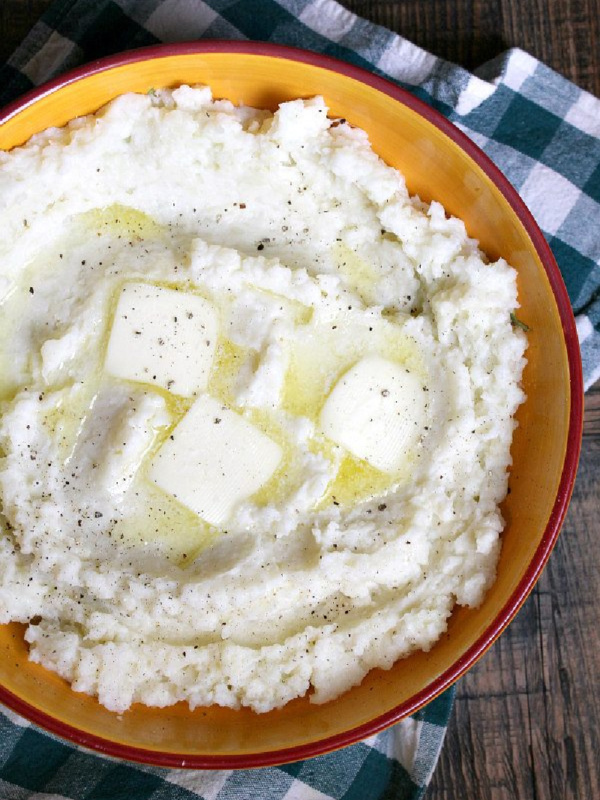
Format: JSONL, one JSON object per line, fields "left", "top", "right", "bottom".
{"left": 320, "top": 355, "right": 427, "bottom": 472}
{"left": 149, "top": 395, "right": 282, "bottom": 526}
{"left": 105, "top": 283, "right": 218, "bottom": 396}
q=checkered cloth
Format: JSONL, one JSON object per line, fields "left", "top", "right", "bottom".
{"left": 0, "top": 0, "right": 598, "bottom": 798}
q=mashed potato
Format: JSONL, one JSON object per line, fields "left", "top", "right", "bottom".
{"left": 0, "top": 87, "right": 527, "bottom": 713}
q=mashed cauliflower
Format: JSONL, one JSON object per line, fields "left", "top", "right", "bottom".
{"left": 0, "top": 87, "right": 527, "bottom": 713}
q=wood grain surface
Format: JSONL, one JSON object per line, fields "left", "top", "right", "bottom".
{"left": 340, "top": 0, "right": 600, "bottom": 96}
{"left": 1, "top": 2, "right": 599, "bottom": 799}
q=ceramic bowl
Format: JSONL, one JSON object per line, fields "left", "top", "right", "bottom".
{"left": 0, "top": 41, "right": 583, "bottom": 768}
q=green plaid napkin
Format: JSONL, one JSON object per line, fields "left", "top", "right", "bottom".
{"left": 0, "top": 0, "right": 598, "bottom": 798}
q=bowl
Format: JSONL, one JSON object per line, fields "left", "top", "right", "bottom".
{"left": 0, "top": 41, "right": 583, "bottom": 768}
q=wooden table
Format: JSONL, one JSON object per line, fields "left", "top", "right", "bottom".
{"left": 1, "top": 2, "right": 598, "bottom": 799}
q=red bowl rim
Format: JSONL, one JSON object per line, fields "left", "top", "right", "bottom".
{"left": 0, "top": 40, "right": 584, "bottom": 769}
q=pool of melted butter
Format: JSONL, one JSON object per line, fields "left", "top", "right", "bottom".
{"left": 1, "top": 204, "right": 427, "bottom": 565}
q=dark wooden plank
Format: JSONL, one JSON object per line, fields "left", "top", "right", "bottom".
{"left": 342, "top": 0, "right": 600, "bottom": 95}
{"left": 584, "top": 378, "right": 600, "bottom": 438}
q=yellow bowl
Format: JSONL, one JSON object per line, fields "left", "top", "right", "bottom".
{"left": 0, "top": 42, "right": 583, "bottom": 767}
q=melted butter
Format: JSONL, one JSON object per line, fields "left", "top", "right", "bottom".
{"left": 319, "top": 453, "right": 411, "bottom": 508}
{"left": 42, "top": 382, "right": 98, "bottom": 460}
{"left": 282, "top": 316, "right": 425, "bottom": 423}
{"left": 109, "top": 330, "right": 255, "bottom": 558}
{"left": 332, "top": 241, "right": 379, "bottom": 305}
{"left": 1, "top": 208, "right": 224, "bottom": 563}
{"left": 0, "top": 206, "right": 172, "bottom": 402}
{"left": 207, "top": 337, "right": 250, "bottom": 406}
{"left": 0, "top": 368, "right": 17, "bottom": 402}
{"left": 82, "top": 204, "right": 164, "bottom": 240}
{"left": 244, "top": 409, "right": 298, "bottom": 507}
{"left": 111, "top": 481, "right": 217, "bottom": 566}
{"left": 3, "top": 204, "right": 428, "bottom": 550}
{"left": 281, "top": 316, "right": 427, "bottom": 507}
{"left": 41, "top": 275, "right": 193, "bottom": 461}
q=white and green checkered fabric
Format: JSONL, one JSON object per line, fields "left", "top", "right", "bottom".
{"left": 0, "top": 0, "right": 598, "bottom": 798}
{"left": 0, "top": 690, "right": 454, "bottom": 799}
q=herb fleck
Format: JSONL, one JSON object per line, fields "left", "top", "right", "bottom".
{"left": 510, "top": 312, "right": 531, "bottom": 332}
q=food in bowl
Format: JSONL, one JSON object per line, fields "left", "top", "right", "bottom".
{"left": 0, "top": 85, "right": 527, "bottom": 714}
